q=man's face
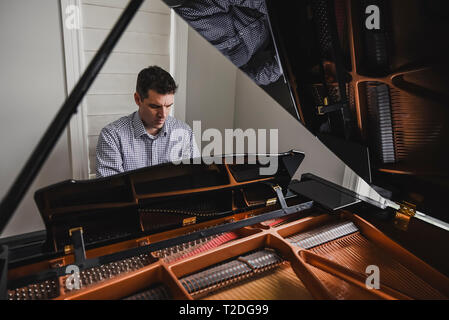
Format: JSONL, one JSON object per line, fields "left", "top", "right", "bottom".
{"left": 135, "top": 89, "right": 174, "bottom": 135}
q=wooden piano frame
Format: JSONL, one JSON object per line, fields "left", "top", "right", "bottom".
{"left": 8, "top": 200, "right": 449, "bottom": 300}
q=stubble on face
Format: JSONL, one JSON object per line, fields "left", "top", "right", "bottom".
{"left": 136, "top": 89, "right": 174, "bottom": 136}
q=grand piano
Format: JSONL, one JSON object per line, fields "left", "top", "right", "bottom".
{"left": 1, "top": 0, "right": 448, "bottom": 300}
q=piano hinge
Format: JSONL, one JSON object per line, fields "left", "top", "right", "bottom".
{"left": 394, "top": 202, "right": 416, "bottom": 231}
{"left": 266, "top": 198, "right": 277, "bottom": 206}
{"left": 183, "top": 217, "right": 197, "bottom": 227}
{"left": 64, "top": 245, "right": 73, "bottom": 255}
{"left": 264, "top": 183, "right": 288, "bottom": 211}
{"left": 67, "top": 227, "right": 86, "bottom": 263}
{"left": 69, "top": 227, "right": 83, "bottom": 237}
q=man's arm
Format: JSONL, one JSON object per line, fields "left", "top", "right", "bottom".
{"left": 242, "top": 54, "right": 282, "bottom": 85}
{"left": 96, "top": 127, "right": 124, "bottom": 178}
{"left": 228, "top": 0, "right": 267, "bottom": 14}
{"left": 175, "top": 0, "right": 266, "bottom": 19}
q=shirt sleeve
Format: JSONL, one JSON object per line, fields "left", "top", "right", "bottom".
{"left": 175, "top": 0, "right": 266, "bottom": 20}
{"left": 228, "top": 0, "right": 267, "bottom": 14}
{"left": 96, "top": 127, "right": 124, "bottom": 178}
{"left": 241, "top": 54, "right": 282, "bottom": 85}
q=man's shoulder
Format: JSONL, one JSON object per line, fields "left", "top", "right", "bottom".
{"left": 166, "top": 116, "right": 193, "bottom": 132}
{"left": 101, "top": 113, "right": 134, "bottom": 136}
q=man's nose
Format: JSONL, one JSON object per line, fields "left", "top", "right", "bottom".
{"left": 159, "top": 107, "right": 169, "bottom": 118}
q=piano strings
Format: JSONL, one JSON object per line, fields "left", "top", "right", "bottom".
{"left": 7, "top": 213, "right": 449, "bottom": 300}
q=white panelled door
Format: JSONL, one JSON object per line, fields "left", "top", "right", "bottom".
{"left": 60, "top": 0, "right": 186, "bottom": 179}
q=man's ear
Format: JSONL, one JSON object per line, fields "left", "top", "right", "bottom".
{"left": 134, "top": 92, "right": 141, "bottom": 106}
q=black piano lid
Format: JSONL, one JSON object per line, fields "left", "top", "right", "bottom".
{"left": 166, "top": 0, "right": 449, "bottom": 224}
{"left": 34, "top": 152, "right": 304, "bottom": 214}
{"left": 33, "top": 151, "right": 304, "bottom": 253}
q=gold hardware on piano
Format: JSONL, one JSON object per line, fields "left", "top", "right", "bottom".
{"left": 265, "top": 198, "right": 277, "bottom": 206}
{"left": 69, "top": 227, "right": 83, "bottom": 237}
{"left": 317, "top": 97, "right": 329, "bottom": 116}
{"left": 182, "top": 217, "right": 197, "bottom": 227}
{"left": 64, "top": 245, "right": 73, "bottom": 255}
{"left": 394, "top": 202, "right": 417, "bottom": 231}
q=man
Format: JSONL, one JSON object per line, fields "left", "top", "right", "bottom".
{"left": 173, "top": 0, "right": 282, "bottom": 86}
{"left": 96, "top": 66, "right": 200, "bottom": 178}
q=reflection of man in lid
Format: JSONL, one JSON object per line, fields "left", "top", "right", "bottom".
{"left": 172, "top": 0, "right": 282, "bottom": 85}
{"left": 96, "top": 66, "right": 200, "bottom": 178}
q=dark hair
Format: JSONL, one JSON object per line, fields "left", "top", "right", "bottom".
{"left": 136, "top": 66, "right": 178, "bottom": 99}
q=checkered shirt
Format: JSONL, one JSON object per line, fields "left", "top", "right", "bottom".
{"left": 96, "top": 111, "right": 200, "bottom": 178}
{"left": 174, "top": 0, "right": 282, "bottom": 85}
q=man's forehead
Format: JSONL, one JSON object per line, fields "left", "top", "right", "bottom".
{"left": 146, "top": 89, "right": 174, "bottom": 105}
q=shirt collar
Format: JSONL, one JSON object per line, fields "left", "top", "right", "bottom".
{"left": 132, "top": 111, "right": 169, "bottom": 139}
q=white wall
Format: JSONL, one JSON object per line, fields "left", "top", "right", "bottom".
{"left": 184, "top": 28, "right": 236, "bottom": 134}
{"left": 233, "top": 71, "right": 348, "bottom": 185}
{"left": 0, "top": 0, "right": 71, "bottom": 238}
